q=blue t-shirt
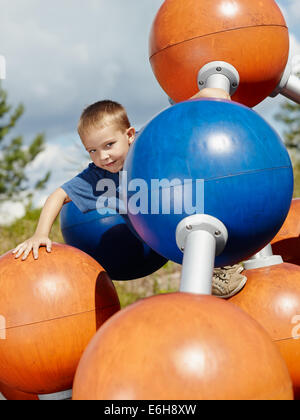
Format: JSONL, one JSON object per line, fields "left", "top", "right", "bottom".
{"left": 61, "top": 162, "right": 142, "bottom": 239}
{"left": 61, "top": 163, "right": 122, "bottom": 214}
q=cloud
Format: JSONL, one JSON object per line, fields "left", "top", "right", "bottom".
{"left": 0, "top": 139, "right": 90, "bottom": 226}
{"left": 26, "top": 139, "right": 91, "bottom": 203}
{"left": 290, "top": 33, "right": 300, "bottom": 57}
{"left": 0, "top": 201, "right": 26, "bottom": 226}
{"left": 279, "top": 0, "right": 300, "bottom": 28}
{"left": 1, "top": 0, "right": 300, "bottom": 142}
{"left": 0, "top": 0, "right": 167, "bottom": 140}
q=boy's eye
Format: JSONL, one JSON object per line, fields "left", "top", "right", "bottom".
{"left": 89, "top": 150, "right": 96, "bottom": 154}
{"left": 106, "top": 142, "right": 114, "bottom": 149}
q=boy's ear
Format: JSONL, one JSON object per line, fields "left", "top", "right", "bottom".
{"left": 127, "top": 127, "right": 136, "bottom": 145}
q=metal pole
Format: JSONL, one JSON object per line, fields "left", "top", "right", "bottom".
{"left": 180, "top": 230, "right": 216, "bottom": 295}
{"left": 206, "top": 73, "right": 231, "bottom": 93}
{"left": 270, "top": 58, "right": 300, "bottom": 105}
{"left": 244, "top": 244, "right": 283, "bottom": 270}
{"left": 176, "top": 215, "right": 228, "bottom": 295}
{"left": 38, "top": 389, "right": 72, "bottom": 400}
{"left": 280, "top": 74, "right": 300, "bottom": 104}
{"left": 197, "top": 61, "right": 240, "bottom": 96}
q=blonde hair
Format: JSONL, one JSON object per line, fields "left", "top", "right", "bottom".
{"left": 78, "top": 100, "right": 131, "bottom": 137}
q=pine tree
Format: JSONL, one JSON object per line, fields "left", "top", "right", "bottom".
{"left": 0, "top": 83, "right": 50, "bottom": 203}
{"left": 276, "top": 101, "right": 300, "bottom": 151}
{"left": 275, "top": 101, "right": 300, "bottom": 197}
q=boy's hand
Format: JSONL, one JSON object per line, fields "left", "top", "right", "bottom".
{"left": 12, "top": 236, "right": 52, "bottom": 261}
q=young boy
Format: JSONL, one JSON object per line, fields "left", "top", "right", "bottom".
{"left": 13, "top": 89, "right": 246, "bottom": 298}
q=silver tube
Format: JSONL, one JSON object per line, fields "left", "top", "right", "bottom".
{"left": 250, "top": 244, "right": 274, "bottom": 260}
{"left": 244, "top": 244, "right": 283, "bottom": 270}
{"left": 38, "top": 389, "right": 72, "bottom": 400}
{"left": 206, "top": 74, "right": 231, "bottom": 94}
{"left": 281, "top": 74, "right": 300, "bottom": 104}
{"left": 180, "top": 230, "right": 216, "bottom": 295}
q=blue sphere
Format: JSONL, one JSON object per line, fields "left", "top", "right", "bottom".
{"left": 60, "top": 201, "right": 167, "bottom": 281}
{"left": 124, "top": 99, "right": 294, "bottom": 267}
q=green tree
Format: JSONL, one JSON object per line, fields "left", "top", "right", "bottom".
{"left": 0, "top": 83, "right": 50, "bottom": 203}
{"left": 276, "top": 101, "right": 300, "bottom": 151}
{"left": 275, "top": 101, "right": 300, "bottom": 197}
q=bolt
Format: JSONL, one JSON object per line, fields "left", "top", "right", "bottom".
{"left": 186, "top": 225, "right": 193, "bottom": 231}
{"left": 199, "top": 80, "right": 204, "bottom": 86}
{"left": 216, "top": 67, "right": 222, "bottom": 72}
{"left": 232, "top": 82, "right": 237, "bottom": 88}
{"left": 215, "top": 230, "right": 222, "bottom": 237}
{"left": 181, "top": 247, "right": 185, "bottom": 252}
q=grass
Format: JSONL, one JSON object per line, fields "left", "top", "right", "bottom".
{"left": 293, "top": 160, "right": 300, "bottom": 198}
{"left": 0, "top": 207, "right": 64, "bottom": 255}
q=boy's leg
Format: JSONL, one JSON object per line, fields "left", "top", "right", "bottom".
{"left": 212, "top": 265, "right": 247, "bottom": 299}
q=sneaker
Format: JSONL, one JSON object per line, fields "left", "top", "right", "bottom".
{"left": 212, "top": 265, "right": 247, "bottom": 299}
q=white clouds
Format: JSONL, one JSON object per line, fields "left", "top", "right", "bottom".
{"left": 1, "top": 0, "right": 298, "bottom": 141}
{"left": 0, "top": 201, "right": 26, "bottom": 226}
{"left": 26, "top": 139, "right": 90, "bottom": 198}
{"left": 279, "top": 0, "right": 300, "bottom": 27}
{"left": 0, "top": 0, "right": 166, "bottom": 139}
{"left": 277, "top": 0, "right": 300, "bottom": 39}
{"left": 0, "top": 138, "right": 88, "bottom": 226}
{"left": 0, "top": 136, "right": 91, "bottom": 225}
{"left": 290, "top": 33, "right": 300, "bottom": 57}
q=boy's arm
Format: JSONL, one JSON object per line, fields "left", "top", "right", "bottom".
{"left": 13, "top": 188, "right": 69, "bottom": 261}
{"left": 35, "top": 188, "right": 69, "bottom": 237}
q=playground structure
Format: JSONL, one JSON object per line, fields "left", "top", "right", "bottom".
{"left": 0, "top": 244, "right": 120, "bottom": 398}
{"left": 60, "top": 201, "right": 167, "bottom": 281}
{"left": 229, "top": 261, "right": 300, "bottom": 399}
{"left": 1, "top": 0, "right": 300, "bottom": 400}
{"left": 149, "top": 0, "right": 290, "bottom": 107}
{"left": 271, "top": 199, "right": 300, "bottom": 266}
{"left": 73, "top": 293, "right": 293, "bottom": 400}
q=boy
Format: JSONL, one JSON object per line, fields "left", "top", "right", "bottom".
{"left": 13, "top": 90, "right": 246, "bottom": 298}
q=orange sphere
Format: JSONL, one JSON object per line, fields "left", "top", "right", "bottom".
{"left": 229, "top": 263, "right": 300, "bottom": 399}
{"left": 73, "top": 293, "right": 293, "bottom": 400}
{"left": 0, "top": 382, "right": 39, "bottom": 401}
{"left": 149, "top": 0, "right": 289, "bottom": 107}
{"left": 0, "top": 244, "right": 120, "bottom": 395}
{"left": 271, "top": 199, "right": 300, "bottom": 265}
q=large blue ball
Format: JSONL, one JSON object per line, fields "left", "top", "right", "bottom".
{"left": 124, "top": 99, "right": 294, "bottom": 267}
{"left": 60, "top": 202, "right": 167, "bottom": 281}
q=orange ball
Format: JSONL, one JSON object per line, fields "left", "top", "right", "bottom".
{"left": 149, "top": 0, "right": 289, "bottom": 107}
{"left": 0, "top": 382, "right": 39, "bottom": 401}
{"left": 272, "top": 199, "right": 300, "bottom": 265}
{"left": 73, "top": 293, "right": 293, "bottom": 400}
{"left": 229, "top": 263, "right": 300, "bottom": 399}
{"left": 0, "top": 244, "right": 120, "bottom": 395}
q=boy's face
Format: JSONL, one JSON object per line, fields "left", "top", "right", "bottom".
{"left": 82, "top": 123, "right": 135, "bottom": 173}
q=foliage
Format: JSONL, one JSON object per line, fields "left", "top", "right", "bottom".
{"left": 276, "top": 102, "right": 300, "bottom": 152}
{"left": 0, "top": 205, "right": 63, "bottom": 255}
{"left": 275, "top": 101, "right": 300, "bottom": 197}
{"left": 294, "top": 160, "right": 300, "bottom": 197}
{"left": 0, "top": 83, "right": 50, "bottom": 203}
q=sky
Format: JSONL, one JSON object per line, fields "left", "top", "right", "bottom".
{"left": 0, "top": 0, "right": 300, "bottom": 224}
